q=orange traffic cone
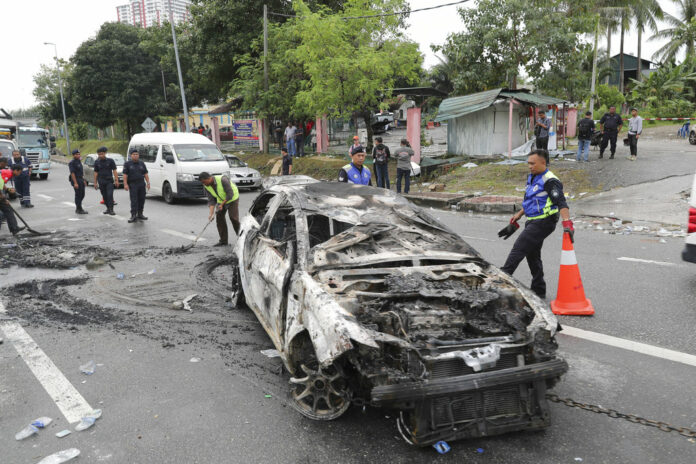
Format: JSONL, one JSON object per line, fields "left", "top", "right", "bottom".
{"left": 550, "top": 232, "right": 594, "bottom": 316}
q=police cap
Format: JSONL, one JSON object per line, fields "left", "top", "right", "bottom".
{"left": 97, "top": 146, "right": 108, "bottom": 153}
{"left": 71, "top": 149, "right": 80, "bottom": 155}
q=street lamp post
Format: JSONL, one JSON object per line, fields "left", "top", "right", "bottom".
{"left": 168, "top": 0, "right": 189, "bottom": 132}
{"left": 44, "top": 42, "right": 70, "bottom": 156}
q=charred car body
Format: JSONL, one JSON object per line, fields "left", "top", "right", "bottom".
{"left": 232, "top": 177, "right": 568, "bottom": 445}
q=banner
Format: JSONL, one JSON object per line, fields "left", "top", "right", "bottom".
{"left": 233, "top": 120, "right": 259, "bottom": 147}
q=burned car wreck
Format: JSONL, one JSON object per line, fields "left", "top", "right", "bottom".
{"left": 231, "top": 177, "right": 568, "bottom": 446}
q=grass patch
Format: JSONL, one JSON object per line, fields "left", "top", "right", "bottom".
{"left": 438, "top": 162, "right": 600, "bottom": 197}
{"left": 237, "top": 152, "right": 368, "bottom": 181}
{"left": 55, "top": 139, "right": 129, "bottom": 158}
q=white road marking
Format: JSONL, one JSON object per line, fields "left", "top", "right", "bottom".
{"left": 37, "top": 194, "right": 54, "bottom": 201}
{"left": 67, "top": 218, "right": 82, "bottom": 221}
{"left": 561, "top": 325, "right": 696, "bottom": 368}
{"left": 617, "top": 257, "right": 676, "bottom": 267}
{"left": 0, "top": 301, "right": 93, "bottom": 423}
{"left": 62, "top": 201, "right": 76, "bottom": 207}
{"left": 160, "top": 229, "right": 207, "bottom": 242}
{"left": 460, "top": 235, "right": 497, "bottom": 242}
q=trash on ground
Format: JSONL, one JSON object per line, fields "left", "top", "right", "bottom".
{"left": 148, "top": 269, "right": 156, "bottom": 275}
{"left": 189, "top": 357, "right": 201, "bottom": 363}
{"left": 80, "top": 360, "right": 96, "bottom": 375}
{"left": 574, "top": 459, "right": 583, "bottom": 462}
{"left": 182, "top": 294, "right": 197, "bottom": 312}
{"left": 15, "top": 424, "right": 39, "bottom": 440}
{"left": 476, "top": 448, "right": 484, "bottom": 453}
{"left": 493, "top": 159, "right": 524, "bottom": 165}
{"left": 2, "top": 243, "right": 18, "bottom": 248}
{"left": 657, "top": 228, "right": 671, "bottom": 237}
{"left": 659, "top": 238, "right": 667, "bottom": 243}
{"left": 116, "top": 273, "right": 125, "bottom": 280}
{"left": 433, "top": 440, "right": 451, "bottom": 454}
{"left": 55, "top": 430, "right": 71, "bottom": 438}
{"left": 85, "top": 257, "right": 107, "bottom": 270}
{"left": 31, "top": 417, "right": 53, "bottom": 428}
{"left": 264, "top": 394, "right": 272, "bottom": 398}
{"left": 37, "top": 448, "right": 80, "bottom": 464}
{"left": 75, "top": 409, "right": 102, "bottom": 432}
{"left": 171, "top": 301, "right": 185, "bottom": 310}
{"left": 260, "top": 349, "right": 281, "bottom": 358}
{"left": 461, "top": 162, "right": 477, "bottom": 169}
{"left": 579, "top": 192, "right": 587, "bottom": 197}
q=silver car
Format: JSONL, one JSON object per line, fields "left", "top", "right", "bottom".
{"left": 83, "top": 153, "right": 125, "bottom": 187}
{"left": 225, "top": 154, "right": 261, "bottom": 189}
{"left": 231, "top": 176, "right": 567, "bottom": 446}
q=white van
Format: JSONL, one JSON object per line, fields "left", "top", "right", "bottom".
{"left": 127, "top": 133, "right": 232, "bottom": 204}
{"left": 683, "top": 172, "right": 696, "bottom": 263}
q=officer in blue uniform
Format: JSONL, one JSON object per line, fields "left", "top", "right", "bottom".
{"left": 338, "top": 150, "right": 372, "bottom": 185}
{"left": 68, "top": 149, "right": 88, "bottom": 214}
{"left": 92, "top": 146, "right": 119, "bottom": 215}
{"left": 498, "top": 150, "right": 574, "bottom": 299}
{"left": 122, "top": 148, "right": 150, "bottom": 223}
{"left": 9, "top": 149, "right": 33, "bottom": 207}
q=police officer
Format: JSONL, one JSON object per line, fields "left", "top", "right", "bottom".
{"left": 122, "top": 148, "right": 150, "bottom": 223}
{"left": 9, "top": 149, "right": 33, "bottom": 207}
{"left": 199, "top": 172, "right": 240, "bottom": 246}
{"left": 92, "top": 146, "right": 119, "bottom": 215}
{"left": 0, "top": 158, "right": 23, "bottom": 236}
{"left": 498, "top": 149, "right": 574, "bottom": 299}
{"left": 598, "top": 105, "right": 623, "bottom": 159}
{"left": 69, "top": 149, "right": 88, "bottom": 214}
{"left": 338, "top": 150, "right": 372, "bottom": 185}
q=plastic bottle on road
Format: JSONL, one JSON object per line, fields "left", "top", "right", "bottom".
{"left": 75, "top": 409, "right": 102, "bottom": 432}
{"left": 31, "top": 417, "right": 53, "bottom": 428}
{"left": 80, "top": 360, "right": 96, "bottom": 375}
{"left": 15, "top": 424, "right": 39, "bottom": 440}
{"left": 37, "top": 448, "right": 80, "bottom": 464}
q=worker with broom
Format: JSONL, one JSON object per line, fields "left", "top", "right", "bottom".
{"left": 0, "top": 158, "right": 24, "bottom": 236}
{"left": 199, "top": 172, "right": 240, "bottom": 247}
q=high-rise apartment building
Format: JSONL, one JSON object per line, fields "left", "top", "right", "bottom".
{"left": 116, "top": 0, "right": 190, "bottom": 28}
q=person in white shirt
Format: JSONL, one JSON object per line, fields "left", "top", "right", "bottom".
{"left": 284, "top": 122, "right": 297, "bottom": 157}
{"left": 626, "top": 108, "right": 643, "bottom": 161}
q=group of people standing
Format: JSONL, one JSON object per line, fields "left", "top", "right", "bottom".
{"left": 536, "top": 106, "right": 643, "bottom": 163}
{"left": 279, "top": 121, "right": 315, "bottom": 157}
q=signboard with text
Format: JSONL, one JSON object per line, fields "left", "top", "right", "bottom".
{"left": 232, "top": 119, "right": 259, "bottom": 148}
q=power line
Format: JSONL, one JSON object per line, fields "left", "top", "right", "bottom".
{"left": 268, "top": 0, "right": 470, "bottom": 20}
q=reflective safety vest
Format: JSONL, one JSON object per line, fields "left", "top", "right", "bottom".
{"left": 204, "top": 175, "right": 239, "bottom": 204}
{"left": 522, "top": 170, "right": 559, "bottom": 220}
{"left": 342, "top": 163, "right": 371, "bottom": 185}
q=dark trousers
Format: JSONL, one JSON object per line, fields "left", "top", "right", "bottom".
{"left": 600, "top": 130, "right": 618, "bottom": 156}
{"left": 628, "top": 133, "right": 638, "bottom": 156}
{"left": 375, "top": 163, "right": 390, "bottom": 189}
{"left": 396, "top": 168, "right": 410, "bottom": 194}
{"left": 536, "top": 137, "right": 549, "bottom": 151}
{"left": 74, "top": 179, "right": 85, "bottom": 210}
{"left": 13, "top": 174, "right": 31, "bottom": 205}
{"left": 501, "top": 215, "right": 558, "bottom": 298}
{"left": 296, "top": 136, "right": 305, "bottom": 156}
{"left": 128, "top": 181, "right": 146, "bottom": 214}
{"left": 0, "top": 201, "right": 20, "bottom": 234}
{"left": 99, "top": 181, "right": 115, "bottom": 209}
{"left": 216, "top": 200, "right": 240, "bottom": 244}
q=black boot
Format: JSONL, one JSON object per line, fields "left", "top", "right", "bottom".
{"left": 76, "top": 208, "right": 88, "bottom": 215}
{"left": 137, "top": 211, "right": 148, "bottom": 220}
{"left": 128, "top": 214, "right": 137, "bottom": 223}
{"left": 108, "top": 208, "right": 116, "bottom": 216}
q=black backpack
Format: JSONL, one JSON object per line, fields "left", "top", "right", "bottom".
{"left": 375, "top": 145, "right": 387, "bottom": 163}
{"left": 578, "top": 119, "right": 593, "bottom": 139}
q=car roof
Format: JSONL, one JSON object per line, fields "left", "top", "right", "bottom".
{"left": 129, "top": 132, "right": 215, "bottom": 145}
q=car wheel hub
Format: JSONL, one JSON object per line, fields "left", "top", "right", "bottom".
{"left": 289, "top": 363, "right": 351, "bottom": 421}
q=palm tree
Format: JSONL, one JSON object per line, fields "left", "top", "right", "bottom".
{"left": 632, "top": 0, "right": 663, "bottom": 82}
{"left": 651, "top": 0, "right": 696, "bottom": 63}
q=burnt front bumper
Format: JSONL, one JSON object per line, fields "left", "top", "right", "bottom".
{"left": 372, "top": 358, "right": 568, "bottom": 446}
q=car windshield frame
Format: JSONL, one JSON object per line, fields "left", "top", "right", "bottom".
{"left": 18, "top": 131, "right": 48, "bottom": 148}
{"left": 173, "top": 144, "right": 225, "bottom": 162}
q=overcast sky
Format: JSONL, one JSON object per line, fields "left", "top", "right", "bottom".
{"left": 0, "top": 0, "right": 679, "bottom": 111}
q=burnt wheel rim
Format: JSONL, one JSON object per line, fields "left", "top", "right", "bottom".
{"left": 289, "top": 363, "right": 351, "bottom": 420}
{"left": 690, "top": 131, "right": 696, "bottom": 145}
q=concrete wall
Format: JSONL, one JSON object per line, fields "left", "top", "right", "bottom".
{"left": 447, "top": 102, "right": 528, "bottom": 156}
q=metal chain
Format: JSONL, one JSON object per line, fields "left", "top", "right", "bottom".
{"left": 546, "top": 394, "right": 696, "bottom": 439}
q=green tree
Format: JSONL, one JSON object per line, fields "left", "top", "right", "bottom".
{"left": 631, "top": 0, "right": 663, "bottom": 82}
{"left": 651, "top": 0, "right": 696, "bottom": 63}
{"left": 70, "top": 22, "right": 163, "bottom": 135}
{"left": 289, "top": 0, "right": 421, "bottom": 148}
{"left": 433, "top": 0, "right": 592, "bottom": 95}
{"left": 595, "top": 83, "right": 625, "bottom": 109}
{"left": 628, "top": 60, "right": 696, "bottom": 115}
{"left": 32, "top": 62, "right": 74, "bottom": 125}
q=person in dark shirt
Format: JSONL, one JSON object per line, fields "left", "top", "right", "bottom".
{"left": 598, "top": 105, "right": 623, "bottom": 159}
{"left": 372, "top": 136, "right": 391, "bottom": 189}
{"left": 68, "top": 149, "right": 88, "bottom": 214}
{"left": 123, "top": 149, "right": 150, "bottom": 223}
{"left": 9, "top": 149, "right": 33, "bottom": 207}
{"left": 499, "top": 149, "right": 574, "bottom": 299}
{"left": 92, "top": 146, "right": 119, "bottom": 215}
{"left": 281, "top": 148, "right": 292, "bottom": 175}
{"left": 576, "top": 111, "right": 595, "bottom": 162}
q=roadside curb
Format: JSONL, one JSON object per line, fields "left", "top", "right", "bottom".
{"left": 405, "top": 194, "right": 522, "bottom": 214}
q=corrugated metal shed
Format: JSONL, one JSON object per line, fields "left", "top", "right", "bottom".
{"left": 435, "top": 89, "right": 566, "bottom": 122}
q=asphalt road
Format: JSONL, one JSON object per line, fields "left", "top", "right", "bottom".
{"left": 1, "top": 162, "right": 695, "bottom": 463}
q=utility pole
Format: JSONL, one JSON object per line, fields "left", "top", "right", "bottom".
{"left": 160, "top": 65, "right": 167, "bottom": 101}
{"left": 262, "top": 4, "right": 270, "bottom": 153}
{"left": 168, "top": 0, "right": 189, "bottom": 132}
{"left": 589, "top": 15, "right": 599, "bottom": 116}
{"left": 44, "top": 42, "right": 70, "bottom": 156}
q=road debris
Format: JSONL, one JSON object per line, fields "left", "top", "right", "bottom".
{"left": 31, "top": 417, "right": 53, "bottom": 428}
{"left": 55, "top": 430, "right": 71, "bottom": 438}
{"left": 182, "top": 294, "right": 197, "bottom": 312}
{"left": 260, "top": 349, "right": 280, "bottom": 358}
{"left": 15, "top": 424, "right": 39, "bottom": 440}
{"left": 37, "top": 448, "right": 80, "bottom": 464}
{"left": 190, "top": 357, "right": 201, "bottom": 363}
{"left": 74, "top": 409, "right": 102, "bottom": 432}
{"left": 80, "top": 360, "right": 96, "bottom": 375}
{"left": 433, "top": 441, "right": 451, "bottom": 454}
